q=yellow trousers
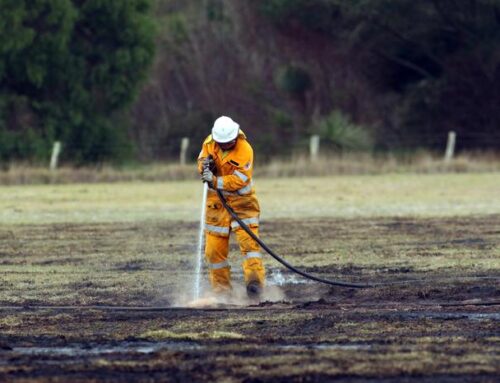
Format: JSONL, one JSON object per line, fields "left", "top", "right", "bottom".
{"left": 204, "top": 190, "right": 265, "bottom": 293}
{"left": 205, "top": 226, "right": 265, "bottom": 293}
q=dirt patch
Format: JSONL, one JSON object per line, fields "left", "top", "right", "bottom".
{"left": 0, "top": 215, "right": 499, "bottom": 381}
{"left": 0, "top": 300, "right": 498, "bottom": 382}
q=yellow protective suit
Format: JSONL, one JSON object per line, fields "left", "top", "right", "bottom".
{"left": 197, "top": 130, "right": 265, "bottom": 293}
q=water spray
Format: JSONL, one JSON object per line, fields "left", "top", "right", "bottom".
{"left": 193, "top": 182, "right": 208, "bottom": 300}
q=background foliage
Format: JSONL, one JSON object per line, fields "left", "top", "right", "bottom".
{"left": 130, "top": 0, "right": 499, "bottom": 161}
{"left": 0, "top": 0, "right": 155, "bottom": 163}
{"left": 1, "top": 0, "right": 499, "bottom": 163}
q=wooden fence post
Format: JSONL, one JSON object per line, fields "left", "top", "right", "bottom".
{"left": 50, "top": 141, "right": 61, "bottom": 171}
{"left": 180, "top": 137, "right": 189, "bottom": 165}
{"left": 444, "top": 131, "right": 456, "bottom": 163}
{"left": 310, "top": 135, "right": 320, "bottom": 162}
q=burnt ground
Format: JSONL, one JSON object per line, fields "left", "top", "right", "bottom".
{"left": 0, "top": 215, "right": 499, "bottom": 382}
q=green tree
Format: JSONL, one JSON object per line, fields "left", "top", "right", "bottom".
{"left": 0, "top": 0, "right": 155, "bottom": 163}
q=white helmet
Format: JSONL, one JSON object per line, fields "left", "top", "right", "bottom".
{"left": 212, "top": 116, "right": 240, "bottom": 143}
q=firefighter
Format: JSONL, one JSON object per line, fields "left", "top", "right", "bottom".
{"left": 198, "top": 116, "right": 265, "bottom": 299}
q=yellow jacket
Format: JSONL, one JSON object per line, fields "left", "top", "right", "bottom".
{"left": 197, "top": 130, "right": 255, "bottom": 195}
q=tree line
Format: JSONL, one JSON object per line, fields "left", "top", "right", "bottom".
{"left": 0, "top": 0, "right": 155, "bottom": 163}
{"left": 1, "top": 0, "right": 499, "bottom": 163}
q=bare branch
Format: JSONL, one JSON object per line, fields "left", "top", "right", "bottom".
{"left": 373, "top": 49, "right": 435, "bottom": 79}
{"left": 365, "top": 14, "right": 446, "bottom": 72}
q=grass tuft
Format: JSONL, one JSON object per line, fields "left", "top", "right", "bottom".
{"left": 140, "top": 329, "right": 246, "bottom": 340}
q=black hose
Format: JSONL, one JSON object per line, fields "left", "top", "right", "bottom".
{"left": 216, "top": 190, "right": 371, "bottom": 289}
{"left": 215, "top": 190, "right": 500, "bottom": 289}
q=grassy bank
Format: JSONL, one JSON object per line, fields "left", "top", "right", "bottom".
{"left": 0, "top": 173, "right": 499, "bottom": 225}
{"left": 1, "top": 152, "right": 499, "bottom": 185}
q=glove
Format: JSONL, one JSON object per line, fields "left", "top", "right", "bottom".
{"left": 201, "top": 167, "right": 215, "bottom": 187}
{"left": 202, "top": 155, "right": 217, "bottom": 174}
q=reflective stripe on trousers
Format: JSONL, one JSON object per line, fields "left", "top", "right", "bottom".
{"left": 205, "top": 224, "right": 230, "bottom": 235}
{"left": 231, "top": 217, "right": 259, "bottom": 229}
{"left": 244, "top": 252, "right": 262, "bottom": 260}
{"left": 208, "top": 260, "right": 230, "bottom": 270}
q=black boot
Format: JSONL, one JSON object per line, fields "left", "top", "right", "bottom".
{"left": 246, "top": 280, "right": 262, "bottom": 299}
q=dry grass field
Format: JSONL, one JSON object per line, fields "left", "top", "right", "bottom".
{"left": 0, "top": 173, "right": 499, "bottom": 382}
